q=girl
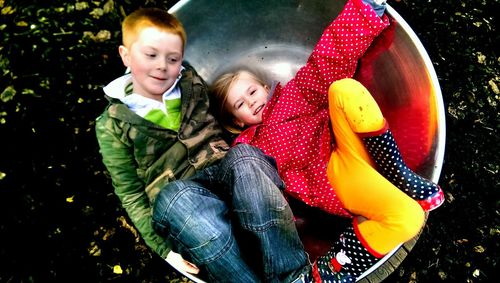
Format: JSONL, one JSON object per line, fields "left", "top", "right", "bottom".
{"left": 211, "top": 0, "right": 444, "bottom": 281}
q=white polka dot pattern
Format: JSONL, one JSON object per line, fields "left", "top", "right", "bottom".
{"left": 311, "top": 225, "right": 378, "bottom": 282}
{"left": 363, "top": 129, "right": 441, "bottom": 201}
{"left": 235, "top": 0, "right": 389, "bottom": 217}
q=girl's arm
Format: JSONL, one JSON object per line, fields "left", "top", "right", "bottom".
{"left": 293, "top": 0, "right": 390, "bottom": 106}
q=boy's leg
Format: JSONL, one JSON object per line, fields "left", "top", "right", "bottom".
{"left": 203, "top": 144, "right": 308, "bottom": 282}
{"left": 152, "top": 180, "right": 260, "bottom": 283}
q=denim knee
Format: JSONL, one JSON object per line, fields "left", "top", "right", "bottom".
{"left": 217, "top": 144, "right": 293, "bottom": 230}
{"left": 222, "top": 144, "right": 284, "bottom": 188}
{"left": 225, "top": 144, "right": 278, "bottom": 169}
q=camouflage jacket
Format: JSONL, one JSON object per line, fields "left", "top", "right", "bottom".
{"left": 95, "top": 64, "right": 229, "bottom": 258}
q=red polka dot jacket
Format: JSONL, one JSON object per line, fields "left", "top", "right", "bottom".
{"left": 235, "top": 0, "right": 390, "bottom": 217}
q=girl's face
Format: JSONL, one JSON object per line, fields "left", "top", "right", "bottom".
{"left": 119, "top": 27, "right": 183, "bottom": 100}
{"left": 225, "top": 72, "right": 270, "bottom": 127}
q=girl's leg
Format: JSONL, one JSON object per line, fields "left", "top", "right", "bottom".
{"left": 328, "top": 78, "right": 426, "bottom": 251}
{"left": 332, "top": 78, "right": 444, "bottom": 211}
{"left": 303, "top": 79, "right": 425, "bottom": 282}
{"left": 360, "top": 126, "right": 444, "bottom": 211}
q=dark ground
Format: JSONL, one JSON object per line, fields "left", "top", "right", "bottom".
{"left": 0, "top": 0, "right": 498, "bottom": 282}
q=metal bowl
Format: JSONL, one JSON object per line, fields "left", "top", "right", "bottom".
{"left": 169, "top": 0, "right": 446, "bottom": 281}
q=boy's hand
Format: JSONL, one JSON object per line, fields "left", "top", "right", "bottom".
{"left": 166, "top": 251, "right": 200, "bottom": 275}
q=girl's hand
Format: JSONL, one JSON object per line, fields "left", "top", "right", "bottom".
{"left": 166, "top": 251, "right": 200, "bottom": 275}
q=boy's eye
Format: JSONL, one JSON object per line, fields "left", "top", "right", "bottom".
{"left": 250, "top": 90, "right": 256, "bottom": 95}
{"left": 146, "top": 53, "right": 156, "bottom": 58}
{"left": 168, "top": 58, "right": 179, "bottom": 63}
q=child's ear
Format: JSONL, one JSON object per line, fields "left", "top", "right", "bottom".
{"left": 233, "top": 118, "right": 246, "bottom": 128}
{"left": 118, "top": 45, "right": 130, "bottom": 67}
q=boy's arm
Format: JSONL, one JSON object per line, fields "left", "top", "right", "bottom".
{"left": 95, "top": 114, "right": 172, "bottom": 259}
{"left": 294, "top": 0, "right": 390, "bottom": 105}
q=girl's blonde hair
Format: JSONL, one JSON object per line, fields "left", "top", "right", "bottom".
{"left": 211, "top": 69, "right": 268, "bottom": 134}
{"left": 121, "top": 8, "right": 187, "bottom": 51}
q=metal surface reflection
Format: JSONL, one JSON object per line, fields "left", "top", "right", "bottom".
{"left": 169, "top": 0, "right": 445, "bottom": 282}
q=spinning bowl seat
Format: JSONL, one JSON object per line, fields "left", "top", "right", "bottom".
{"left": 169, "top": 0, "right": 446, "bottom": 282}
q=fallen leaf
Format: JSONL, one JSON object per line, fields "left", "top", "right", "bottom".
{"left": 113, "top": 264, "right": 123, "bottom": 274}
{"left": 473, "top": 245, "right": 485, "bottom": 253}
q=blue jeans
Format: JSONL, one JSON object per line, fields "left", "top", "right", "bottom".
{"left": 152, "top": 144, "right": 308, "bottom": 282}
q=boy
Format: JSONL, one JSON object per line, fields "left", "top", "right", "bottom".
{"left": 95, "top": 8, "right": 307, "bottom": 282}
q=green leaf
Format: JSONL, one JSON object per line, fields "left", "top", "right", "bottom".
{"left": 0, "top": 85, "right": 16, "bottom": 102}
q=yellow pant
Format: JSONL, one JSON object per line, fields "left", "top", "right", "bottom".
{"left": 326, "top": 79, "right": 425, "bottom": 255}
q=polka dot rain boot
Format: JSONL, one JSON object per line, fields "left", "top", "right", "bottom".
{"left": 361, "top": 128, "right": 445, "bottom": 211}
{"left": 299, "top": 225, "right": 382, "bottom": 283}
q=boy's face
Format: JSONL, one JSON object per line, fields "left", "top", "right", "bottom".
{"left": 119, "top": 27, "right": 183, "bottom": 100}
{"left": 225, "top": 72, "right": 269, "bottom": 127}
